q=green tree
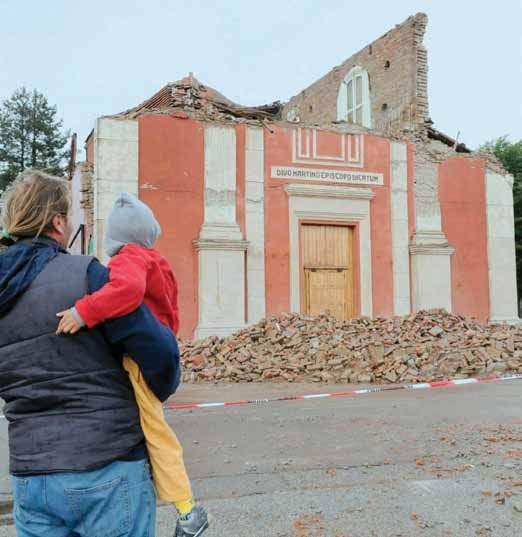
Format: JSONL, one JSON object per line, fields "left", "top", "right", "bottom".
{"left": 0, "top": 87, "right": 69, "bottom": 191}
{"left": 480, "top": 136, "right": 522, "bottom": 305}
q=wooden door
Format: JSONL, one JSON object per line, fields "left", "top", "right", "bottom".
{"left": 302, "top": 224, "right": 354, "bottom": 319}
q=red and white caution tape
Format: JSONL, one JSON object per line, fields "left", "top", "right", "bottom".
{"left": 164, "top": 373, "right": 522, "bottom": 412}
{"left": 1, "top": 374, "right": 520, "bottom": 420}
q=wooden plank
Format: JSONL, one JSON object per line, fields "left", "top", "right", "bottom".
{"left": 306, "top": 269, "right": 347, "bottom": 319}
{"left": 301, "top": 224, "right": 355, "bottom": 319}
{"left": 346, "top": 228, "right": 354, "bottom": 318}
{"left": 326, "top": 225, "right": 349, "bottom": 268}
{"left": 302, "top": 224, "right": 350, "bottom": 267}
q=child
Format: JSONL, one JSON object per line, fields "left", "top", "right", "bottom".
{"left": 56, "top": 193, "right": 209, "bottom": 537}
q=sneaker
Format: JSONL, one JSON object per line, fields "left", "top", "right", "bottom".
{"left": 174, "top": 505, "right": 209, "bottom": 537}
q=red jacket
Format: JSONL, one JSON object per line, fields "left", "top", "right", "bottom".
{"left": 75, "top": 243, "right": 179, "bottom": 335}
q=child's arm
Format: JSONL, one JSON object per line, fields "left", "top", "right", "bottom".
{"left": 56, "top": 245, "right": 150, "bottom": 334}
{"left": 89, "top": 258, "right": 181, "bottom": 400}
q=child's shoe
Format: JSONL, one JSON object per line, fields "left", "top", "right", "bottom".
{"left": 174, "top": 505, "right": 209, "bottom": 537}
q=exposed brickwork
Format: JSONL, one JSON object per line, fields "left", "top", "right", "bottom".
{"left": 282, "top": 13, "right": 429, "bottom": 138}
{"left": 85, "top": 134, "right": 94, "bottom": 164}
{"left": 418, "top": 138, "right": 505, "bottom": 172}
{"left": 413, "top": 145, "right": 441, "bottom": 222}
{"left": 413, "top": 17, "right": 429, "bottom": 130}
{"left": 79, "top": 162, "right": 94, "bottom": 241}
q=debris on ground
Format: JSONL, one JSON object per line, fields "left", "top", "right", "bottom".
{"left": 180, "top": 310, "right": 522, "bottom": 384}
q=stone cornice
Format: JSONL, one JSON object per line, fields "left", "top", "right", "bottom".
{"left": 193, "top": 239, "right": 249, "bottom": 251}
{"left": 409, "top": 244, "right": 455, "bottom": 256}
{"left": 285, "top": 183, "right": 375, "bottom": 200}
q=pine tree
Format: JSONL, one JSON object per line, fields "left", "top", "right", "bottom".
{"left": 0, "top": 87, "right": 69, "bottom": 191}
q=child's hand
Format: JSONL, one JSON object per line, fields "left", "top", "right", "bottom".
{"left": 56, "top": 309, "right": 82, "bottom": 335}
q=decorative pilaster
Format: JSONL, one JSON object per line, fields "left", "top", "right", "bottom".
{"left": 390, "top": 142, "right": 411, "bottom": 315}
{"left": 93, "top": 118, "right": 139, "bottom": 263}
{"left": 485, "top": 171, "right": 519, "bottom": 323}
{"left": 410, "top": 150, "right": 454, "bottom": 311}
{"left": 245, "top": 126, "right": 266, "bottom": 324}
{"left": 194, "top": 126, "right": 248, "bottom": 338}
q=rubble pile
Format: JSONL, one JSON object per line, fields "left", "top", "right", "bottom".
{"left": 180, "top": 310, "right": 522, "bottom": 384}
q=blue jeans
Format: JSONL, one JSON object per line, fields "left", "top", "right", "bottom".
{"left": 11, "top": 459, "right": 156, "bottom": 537}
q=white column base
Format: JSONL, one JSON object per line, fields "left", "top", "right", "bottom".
{"left": 489, "top": 317, "right": 522, "bottom": 326}
{"left": 195, "top": 323, "right": 247, "bottom": 339}
{"left": 410, "top": 231, "right": 455, "bottom": 312}
{"left": 194, "top": 230, "right": 249, "bottom": 340}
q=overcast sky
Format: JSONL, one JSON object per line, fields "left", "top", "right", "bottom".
{"left": 1, "top": 0, "right": 521, "bottom": 150}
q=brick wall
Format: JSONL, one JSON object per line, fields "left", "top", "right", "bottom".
{"left": 282, "top": 13, "right": 429, "bottom": 137}
{"left": 80, "top": 162, "right": 94, "bottom": 244}
{"left": 85, "top": 134, "right": 94, "bottom": 164}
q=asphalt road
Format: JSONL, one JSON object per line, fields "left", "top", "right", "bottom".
{"left": 1, "top": 380, "right": 522, "bottom": 537}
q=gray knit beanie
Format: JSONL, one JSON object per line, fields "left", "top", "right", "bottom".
{"left": 104, "top": 193, "right": 161, "bottom": 257}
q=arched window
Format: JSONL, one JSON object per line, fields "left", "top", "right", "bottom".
{"left": 337, "top": 66, "right": 372, "bottom": 128}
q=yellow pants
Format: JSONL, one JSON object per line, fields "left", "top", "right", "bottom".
{"left": 123, "top": 356, "right": 193, "bottom": 503}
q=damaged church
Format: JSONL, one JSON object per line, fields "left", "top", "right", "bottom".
{"left": 70, "top": 13, "right": 519, "bottom": 339}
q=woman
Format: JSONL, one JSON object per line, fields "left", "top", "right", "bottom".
{"left": 0, "top": 170, "right": 180, "bottom": 537}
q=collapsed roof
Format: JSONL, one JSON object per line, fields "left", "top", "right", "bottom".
{"left": 426, "top": 125, "right": 471, "bottom": 153}
{"left": 106, "top": 24, "right": 476, "bottom": 157}
{"left": 115, "top": 73, "right": 282, "bottom": 122}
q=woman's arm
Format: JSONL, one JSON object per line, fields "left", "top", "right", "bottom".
{"left": 87, "top": 258, "right": 180, "bottom": 401}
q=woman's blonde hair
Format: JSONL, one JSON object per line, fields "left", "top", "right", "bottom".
{"left": 0, "top": 169, "right": 70, "bottom": 244}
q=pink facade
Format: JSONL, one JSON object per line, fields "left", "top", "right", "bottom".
{"left": 75, "top": 114, "right": 518, "bottom": 339}
{"left": 74, "top": 14, "right": 519, "bottom": 338}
